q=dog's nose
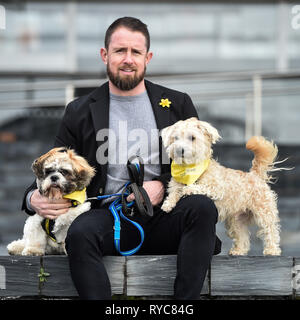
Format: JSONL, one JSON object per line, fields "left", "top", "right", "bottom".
{"left": 175, "top": 148, "right": 184, "bottom": 157}
{"left": 50, "top": 175, "right": 59, "bottom": 182}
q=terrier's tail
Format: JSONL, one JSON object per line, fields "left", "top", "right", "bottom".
{"left": 246, "top": 136, "right": 278, "bottom": 183}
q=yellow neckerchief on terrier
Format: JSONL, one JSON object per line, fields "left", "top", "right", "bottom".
{"left": 42, "top": 188, "right": 87, "bottom": 243}
{"left": 63, "top": 187, "right": 87, "bottom": 206}
{"left": 171, "top": 159, "right": 210, "bottom": 185}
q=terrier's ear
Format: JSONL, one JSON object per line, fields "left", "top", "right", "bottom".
{"left": 197, "top": 121, "right": 221, "bottom": 144}
{"left": 161, "top": 121, "right": 181, "bottom": 147}
{"left": 160, "top": 126, "right": 171, "bottom": 147}
{"left": 186, "top": 117, "right": 199, "bottom": 123}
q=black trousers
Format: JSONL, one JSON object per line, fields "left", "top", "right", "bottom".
{"left": 65, "top": 194, "right": 221, "bottom": 300}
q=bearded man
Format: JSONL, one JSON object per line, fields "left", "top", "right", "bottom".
{"left": 22, "top": 17, "right": 221, "bottom": 300}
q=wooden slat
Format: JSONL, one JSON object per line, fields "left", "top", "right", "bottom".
{"left": 293, "top": 258, "right": 300, "bottom": 297}
{"left": 41, "top": 256, "right": 77, "bottom": 297}
{"left": 127, "top": 255, "right": 176, "bottom": 296}
{"left": 103, "top": 256, "right": 126, "bottom": 295}
{"left": 126, "top": 255, "right": 209, "bottom": 296}
{"left": 41, "top": 255, "right": 125, "bottom": 296}
{"left": 0, "top": 256, "right": 40, "bottom": 297}
{"left": 0, "top": 255, "right": 297, "bottom": 298}
{"left": 210, "top": 256, "right": 293, "bottom": 296}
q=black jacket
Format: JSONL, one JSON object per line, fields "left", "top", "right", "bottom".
{"left": 22, "top": 79, "right": 198, "bottom": 215}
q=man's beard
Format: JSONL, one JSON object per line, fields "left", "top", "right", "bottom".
{"left": 107, "top": 64, "right": 146, "bottom": 91}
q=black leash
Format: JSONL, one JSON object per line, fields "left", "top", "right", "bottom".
{"left": 121, "top": 155, "right": 153, "bottom": 218}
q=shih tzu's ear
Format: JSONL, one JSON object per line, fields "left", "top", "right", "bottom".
{"left": 68, "top": 150, "right": 96, "bottom": 189}
{"left": 31, "top": 158, "right": 44, "bottom": 179}
{"left": 197, "top": 120, "right": 221, "bottom": 144}
{"left": 31, "top": 148, "right": 58, "bottom": 179}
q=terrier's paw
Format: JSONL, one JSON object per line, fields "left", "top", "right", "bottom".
{"left": 228, "top": 248, "right": 248, "bottom": 256}
{"left": 22, "top": 247, "right": 45, "bottom": 256}
{"left": 161, "top": 201, "right": 175, "bottom": 213}
{"left": 263, "top": 247, "right": 281, "bottom": 256}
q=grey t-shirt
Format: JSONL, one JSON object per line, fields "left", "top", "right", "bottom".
{"left": 103, "top": 90, "right": 161, "bottom": 203}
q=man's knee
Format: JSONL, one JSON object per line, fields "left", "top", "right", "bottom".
{"left": 65, "top": 209, "right": 110, "bottom": 251}
{"left": 178, "top": 194, "right": 218, "bottom": 224}
{"left": 66, "top": 213, "right": 93, "bottom": 252}
{"left": 66, "top": 215, "right": 86, "bottom": 246}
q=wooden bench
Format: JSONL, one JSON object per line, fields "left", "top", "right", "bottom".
{"left": 0, "top": 255, "right": 299, "bottom": 299}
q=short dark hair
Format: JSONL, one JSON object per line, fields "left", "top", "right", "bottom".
{"left": 105, "top": 17, "right": 150, "bottom": 52}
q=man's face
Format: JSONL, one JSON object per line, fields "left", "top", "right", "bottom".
{"left": 101, "top": 27, "right": 153, "bottom": 91}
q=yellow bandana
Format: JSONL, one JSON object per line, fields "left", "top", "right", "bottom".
{"left": 63, "top": 187, "right": 87, "bottom": 205}
{"left": 171, "top": 160, "right": 210, "bottom": 185}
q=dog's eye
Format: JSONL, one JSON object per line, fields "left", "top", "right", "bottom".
{"left": 174, "top": 136, "right": 179, "bottom": 140}
{"left": 45, "top": 169, "right": 54, "bottom": 175}
{"left": 59, "top": 169, "right": 71, "bottom": 176}
{"left": 188, "top": 135, "right": 195, "bottom": 141}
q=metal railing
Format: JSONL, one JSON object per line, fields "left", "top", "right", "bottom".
{"left": 1, "top": 70, "right": 300, "bottom": 141}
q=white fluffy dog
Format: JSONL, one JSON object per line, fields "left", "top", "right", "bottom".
{"left": 7, "top": 147, "right": 95, "bottom": 256}
{"left": 161, "top": 117, "right": 282, "bottom": 256}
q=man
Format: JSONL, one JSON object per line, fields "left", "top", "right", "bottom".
{"left": 22, "top": 17, "right": 221, "bottom": 300}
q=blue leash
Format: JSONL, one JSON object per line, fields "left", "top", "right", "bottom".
{"left": 88, "top": 183, "right": 145, "bottom": 256}
{"left": 88, "top": 156, "right": 153, "bottom": 256}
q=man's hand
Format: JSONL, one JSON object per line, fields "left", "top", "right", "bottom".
{"left": 30, "top": 189, "right": 72, "bottom": 220}
{"left": 127, "top": 180, "right": 164, "bottom": 206}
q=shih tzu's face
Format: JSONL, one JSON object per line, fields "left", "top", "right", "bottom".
{"left": 161, "top": 117, "right": 221, "bottom": 165}
{"left": 32, "top": 147, "right": 95, "bottom": 200}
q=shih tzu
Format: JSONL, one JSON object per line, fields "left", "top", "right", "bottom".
{"left": 161, "top": 117, "right": 282, "bottom": 256}
{"left": 7, "top": 147, "right": 95, "bottom": 256}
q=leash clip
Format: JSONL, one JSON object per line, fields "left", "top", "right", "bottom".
{"left": 126, "top": 206, "right": 135, "bottom": 217}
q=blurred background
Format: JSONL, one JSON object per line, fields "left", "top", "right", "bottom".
{"left": 0, "top": 0, "right": 299, "bottom": 256}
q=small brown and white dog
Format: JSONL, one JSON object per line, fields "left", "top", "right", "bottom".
{"left": 161, "top": 117, "right": 282, "bottom": 256}
{"left": 7, "top": 147, "right": 95, "bottom": 256}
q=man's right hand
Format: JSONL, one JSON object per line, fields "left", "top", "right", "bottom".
{"left": 30, "top": 189, "right": 72, "bottom": 220}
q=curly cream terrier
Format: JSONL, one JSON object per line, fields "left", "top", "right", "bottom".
{"left": 161, "top": 117, "right": 282, "bottom": 256}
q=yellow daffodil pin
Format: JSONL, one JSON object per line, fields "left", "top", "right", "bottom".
{"left": 159, "top": 98, "right": 172, "bottom": 108}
